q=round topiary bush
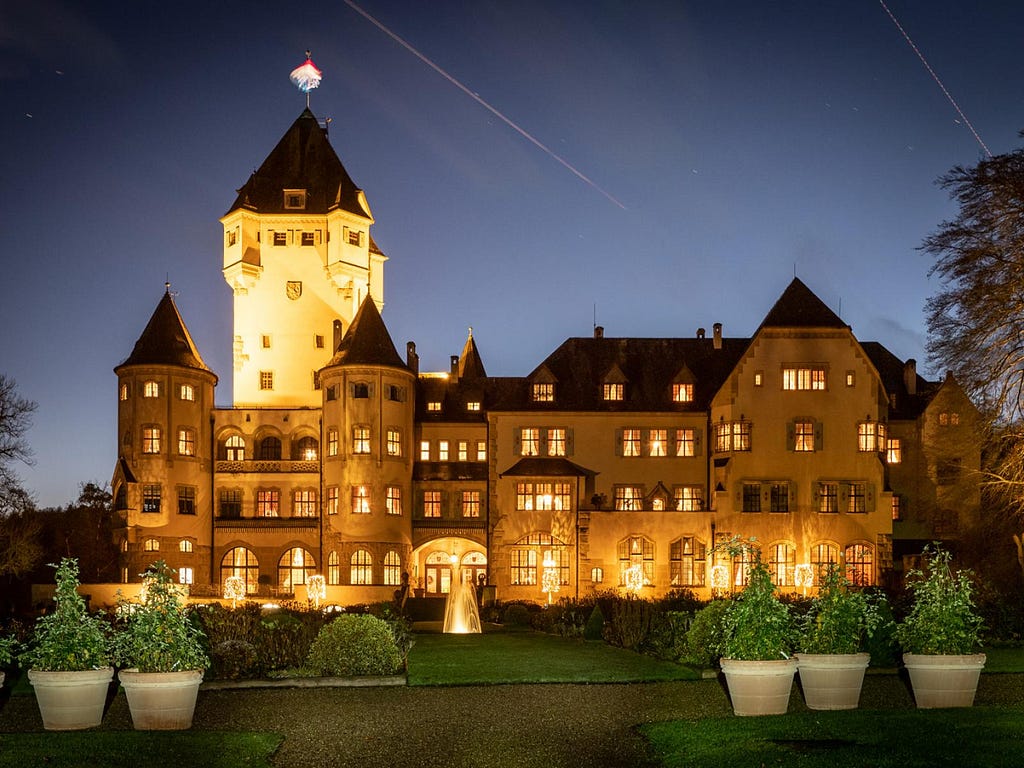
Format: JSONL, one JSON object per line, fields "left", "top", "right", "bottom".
{"left": 305, "top": 615, "right": 402, "bottom": 676}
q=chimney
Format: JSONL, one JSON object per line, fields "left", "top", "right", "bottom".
{"left": 406, "top": 341, "right": 419, "bottom": 375}
{"left": 594, "top": 326, "right": 604, "bottom": 339}
{"left": 696, "top": 328, "right": 705, "bottom": 339}
{"left": 450, "top": 355, "right": 459, "bottom": 377}
{"left": 904, "top": 359, "right": 917, "bottom": 396}
{"left": 713, "top": 323, "right": 722, "bottom": 350}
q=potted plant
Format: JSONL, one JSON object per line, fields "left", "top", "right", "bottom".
{"left": 896, "top": 544, "right": 985, "bottom": 708}
{"left": 795, "top": 564, "right": 881, "bottom": 710}
{"left": 111, "top": 560, "right": 209, "bottom": 729}
{"left": 18, "top": 558, "right": 114, "bottom": 730}
{"left": 718, "top": 540, "right": 797, "bottom": 716}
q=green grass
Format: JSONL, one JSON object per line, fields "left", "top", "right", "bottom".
{"left": 642, "top": 707, "right": 1024, "bottom": 768}
{"left": 978, "top": 646, "right": 1024, "bottom": 673}
{"left": 407, "top": 630, "right": 700, "bottom": 685}
{"left": 0, "top": 731, "right": 282, "bottom": 768}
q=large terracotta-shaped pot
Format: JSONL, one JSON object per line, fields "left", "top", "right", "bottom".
{"left": 118, "top": 669, "right": 204, "bottom": 730}
{"left": 720, "top": 658, "right": 798, "bottom": 716}
{"left": 28, "top": 667, "right": 114, "bottom": 730}
{"left": 795, "top": 653, "right": 870, "bottom": 710}
{"left": 903, "top": 653, "right": 985, "bottom": 709}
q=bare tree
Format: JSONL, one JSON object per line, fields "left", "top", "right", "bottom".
{"left": 0, "top": 374, "right": 36, "bottom": 484}
{"left": 0, "top": 375, "right": 40, "bottom": 582}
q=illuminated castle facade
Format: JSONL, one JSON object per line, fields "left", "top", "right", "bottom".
{"left": 110, "top": 109, "right": 980, "bottom": 603}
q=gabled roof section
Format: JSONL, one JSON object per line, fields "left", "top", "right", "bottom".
{"left": 458, "top": 329, "right": 487, "bottom": 381}
{"left": 227, "top": 109, "right": 370, "bottom": 218}
{"left": 325, "top": 296, "right": 405, "bottom": 369}
{"left": 860, "top": 342, "right": 938, "bottom": 419}
{"left": 758, "top": 277, "right": 847, "bottom": 330}
{"left": 500, "top": 457, "right": 597, "bottom": 478}
{"left": 116, "top": 289, "right": 214, "bottom": 376}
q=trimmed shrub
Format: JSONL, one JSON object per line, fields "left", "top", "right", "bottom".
{"left": 501, "top": 603, "right": 533, "bottom": 627}
{"left": 305, "top": 614, "right": 402, "bottom": 676}
{"left": 584, "top": 603, "right": 605, "bottom": 641}
{"left": 211, "top": 639, "right": 258, "bottom": 680}
{"left": 683, "top": 599, "right": 729, "bottom": 668}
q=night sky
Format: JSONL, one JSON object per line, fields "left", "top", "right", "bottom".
{"left": 2, "top": 1, "right": 1023, "bottom": 507}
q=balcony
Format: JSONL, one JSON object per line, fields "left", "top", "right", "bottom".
{"left": 216, "top": 460, "right": 320, "bottom": 474}
{"left": 215, "top": 516, "right": 319, "bottom": 530}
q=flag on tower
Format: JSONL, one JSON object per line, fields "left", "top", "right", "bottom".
{"left": 290, "top": 52, "right": 322, "bottom": 93}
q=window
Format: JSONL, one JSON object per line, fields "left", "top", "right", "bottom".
{"left": 221, "top": 547, "right": 259, "bottom": 594}
{"left": 467, "top": 401, "right": 481, "bottom": 412}
{"left": 351, "top": 485, "right": 371, "bottom": 514}
{"left": 462, "top": 490, "right": 481, "bottom": 518}
{"left": 178, "top": 428, "right": 196, "bottom": 457}
{"left": 510, "top": 532, "right": 568, "bottom": 586}
{"left": 177, "top": 486, "right": 196, "bottom": 515}
{"left": 327, "top": 428, "right": 338, "bottom": 457}
{"left": 648, "top": 429, "right": 668, "bottom": 457}
{"left": 753, "top": 371, "right": 763, "bottom": 387}
{"left": 315, "top": 334, "right": 325, "bottom": 349}
{"left": 143, "top": 381, "right": 160, "bottom": 398}
{"left": 846, "top": 371, "right": 856, "bottom": 387}
{"left": 179, "top": 539, "right": 193, "bottom": 553}
{"left": 143, "top": 538, "right": 160, "bottom": 552}
{"left": 347, "top": 229, "right": 362, "bottom": 246}
{"left": 782, "top": 367, "right": 826, "bottom": 390}
{"left": 675, "top": 428, "right": 696, "bottom": 457}
{"left": 179, "top": 384, "right": 195, "bottom": 401}
{"left": 510, "top": 549, "right": 537, "bottom": 586}
{"left": 613, "top": 486, "right": 643, "bottom": 511}
{"left": 768, "top": 543, "right": 796, "bottom": 586}
{"left": 891, "top": 495, "right": 902, "bottom": 521}
{"left": 818, "top": 482, "right": 838, "bottom": 513}
{"left": 327, "top": 551, "right": 340, "bottom": 585}
{"left": 423, "top": 490, "right": 441, "bottom": 518}
{"left": 742, "top": 483, "right": 762, "bottom": 512}
{"left": 847, "top": 482, "right": 866, "bottom": 513}
{"left": 384, "top": 551, "right": 402, "bottom": 586}
{"left": 352, "top": 382, "right": 369, "bottom": 398}
{"left": 672, "top": 383, "right": 694, "bottom": 403}
{"left": 350, "top": 550, "right": 372, "bottom": 584}
{"left": 386, "top": 486, "right": 402, "bottom": 515}
{"left": 520, "top": 428, "right": 540, "bottom": 457}
{"left": 516, "top": 482, "right": 571, "bottom": 511}
{"left": 257, "top": 490, "right": 279, "bottom": 517}
{"left": 532, "top": 383, "right": 554, "bottom": 402}
{"left": 278, "top": 548, "right": 314, "bottom": 591}
{"left": 603, "top": 383, "right": 624, "bottom": 401}
{"left": 670, "top": 537, "right": 706, "bottom": 586}
{"left": 327, "top": 486, "right": 339, "bottom": 515}
{"left": 352, "top": 426, "right": 371, "bottom": 454}
{"left": 673, "top": 486, "right": 704, "bottom": 511}
{"left": 292, "top": 436, "right": 318, "bottom": 461}
{"left": 858, "top": 421, "right": 887, "bottom": 452}
{"left": 142, "top": 426, "right": 161, "bottom": 454}
{"left": 770, "top": 483, "right": 790, "bottom": 513}
{"left": 259, "top": 371, "right": 274, "bottom": 390}
{"left": 326, "top": 384, "right": 339, "bottom": 401}
{"left": 845, "top": 543, "right": 874, "bottom": 586}
{"left": 301, "top": 231, "right": 315, "bottom": 246}
{"left": 261, "top": 334, "right": 271, "bottom": 349}
{"left": 457, "top": 441, "right": 468, "bottom": 461}
{"left": 284, "top": 190, "right": 306, "bottom": 209}
{"left": 120, "top": 382, "right": 130, "bottom": 401}
{"left": 273, "top": 231, "right": 287, "bottom": 245}
{"left": 714, "top": 421, "right": 751, "bottom": 452}
{"left": 887, "top": 438, "right": 902, "bottom": 464}
{"left": 811, "top": 543, "right": 840, "bottom": 582}
{"left": 419, "top": 441, "right": 430, "bottom": 461}
{"left": 225, "top": 435, "right": 245, "bottom": 461}
{"left": 476, "top": 440, "right": 487, "bottom": 461}
{"left": 591, "top": 567, "right": 604, "bottom": 584}
{"left": 546, "top": 428, "right": 566, "bottom": 456}
{"left": 219, "top": 489, "right": 242, "bottom": 518}
{"left": 293, "top": 489, "right": 317, "bottom": 517}
{"left": 142, "top": 484, "right": 161, "bottom": 513}
{"left": 618, "top": 536, "right": 654, "bottom": 586}
{"left": 793, "top": 421, "right": 814, "bottom": 452}
{"left": 178, "top": 567, "right": 194, "bottom": 585}
{"left": 438, "top": 440, "right": 449, "bottom": 461}
{"left": 257, "top": 436, "right": 281, "bottom": 460}
{"left": 622, "top": 428, "right": 641, "bottom": 457}
{"left": 427, "top": 401, "right": 441, "bottom": 412}
{"left": 387, "top": 385, "right": 405, "bottom": 402}
{"left": 387, "top": 429, "right": 402, "bottom": 457}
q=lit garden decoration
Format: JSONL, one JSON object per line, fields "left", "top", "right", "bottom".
{"left": 306, "top": 574, "right": 327, "bottom": 610}
{"left": 794, "top": 564, "right": 814, "bottom": 594}
{"left": 623, "top": 564, "right": 645, "bottom": 594}
{"left": 710, "top": 564, "right": 730, "bottom": 593}
{"left": 223, "top": 575, "right": 246, "bottom": 608}
{"left": 541, "top": 552, "right": 560, "bottom": 604}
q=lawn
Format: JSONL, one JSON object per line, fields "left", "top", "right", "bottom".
{"left": 406, "top": 630, "right": 701, "bottom": 685}
{"left": 642, "top": 707, "right": 1024, "bottom": 768}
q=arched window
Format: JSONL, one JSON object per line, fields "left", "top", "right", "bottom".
{"left": 256, "top": 436, "right": 281, "bottom": 460}
{"left": 383, "top": 551, "right": 402, "bottom": 586}
{"left": 617, "top": 535, "right": 654, "bottom": 586}
{"left": 327, "top": 551, "right": 340, "bottom": 585}
{"left": 511, "top": 532, "right": 568, "bottom": 586}
{"left": 591, "top": 567, "right": 604, "bottom": 584}
{"left": 350, "top": 550, "right": 373, "bottom": 585}
{"left": 292, "top": 436, "right": 319, "bottom": 461}
{"left": 114, "top": 484, "right": 128, "bottom": 511}
{"left": 143, "top": 538, "right": 160, "bottom": 552}
{"left": 221, "top": 547, "right": 259, "bottom": 593}
{"left": 222, "top": 434, "right": 245, "bottom": 461}
{"left": 670, "top": 536, "right": 706, "bottom": 587}
{"left": 179, "top": 539, "right": 193, "bottom": 553}
{"left": 768, "top": 542, "right": 796, "bottom": 586}
{"left": 811, "top": 542, "right": 840, "bottom": 582}
{"left": 845, "top": 543, "right": 874, "bottom": 586}
{"left": 731, "top": 547, "right": 757, "bottom": 587}
{"left": 278, "top": 548, "right": 315, "bottom": 591}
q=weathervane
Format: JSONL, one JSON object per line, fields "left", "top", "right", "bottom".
{"left": 289, "top": 50, "right": 323, "bottom": 108}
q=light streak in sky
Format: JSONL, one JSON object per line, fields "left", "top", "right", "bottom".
{"left": 878, "top": 0, "right": 991, "bottom": 158}
{"left": 343, "top": 0, "right": 627, "bottom": 209}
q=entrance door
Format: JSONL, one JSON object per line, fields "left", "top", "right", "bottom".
{"left": 425, "top": 564, "right": 452, "bottom": 595}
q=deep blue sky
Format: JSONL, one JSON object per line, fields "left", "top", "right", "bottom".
{"left": 2, "top": 1, "right": 1022, "bottom": 507}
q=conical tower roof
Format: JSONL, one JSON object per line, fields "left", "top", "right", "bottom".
{"left": 116, "top": 289, "right": 214, "bottom": 377}
{"left": 227, "top": 108, "right": 370, "bottom": 217}
{"left": 758, "top": 277, "right": 847, "bottom": 330}
{"left": 458, "top": 328, "right": 487, "bottom": 380}
{"left": 325, "top": 297, "right": 405, "bottom": 369}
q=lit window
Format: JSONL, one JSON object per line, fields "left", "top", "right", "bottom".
{"left": 845, "top": 543, "right": 874, "bottom": 586}
{"left": 221, "top": 547, "right": 259, "bottom": 594}
{"left": 177, "top": 486, "right": 196, "bottom": 515}
{"left": 467, "top": 401, "right": 481, "bottom": 412}
{"left": 327, "top": 486, "right": 338, "bottom": 515}
{"left": 462, "top": 490, "right": 481, "bottom": 518}
{"left": 622, "top": 428, "right": 641, "bottom": 457}
{"left": 618, "top": 536, "right": 654, "bottom": 586}
{"left": 387, "top": 429, "right": 402, "bottom": 457}
{"left": 742, "top": 483, "right": 761, "bottom": 512}
{"left": 349, "top": 550, "right": 372, "bottom": 585}
{"left": 293, "top": 489, "right": 317, "bottom": 517}
{"left": 846, "top": 371, "right": 855, "bottom": 387}
{"left": 327, "top": 551, "right": 340, "bottom": 585}
{"left": 950, "top": 412, "right": 960, "bottom": 426}
{"left": 510, "top": 532, "right": 569, "bottom": 586}
{"left": 591, "top": 567, "right": 604, "bottom": 584}
{"left": 768, "top": 543, "right": 796, "bottom": 586}
{"left": 386, "top": 486, "right": 402, "bottom": 515}
{"left": 427, "top": 401, "right": 441, "bottom": 412}
{"left": 673, "top": 486, "right": 703, "bottom": 511}
{"left": 457, "top": 441, "right": 468, "bottom": 461}
{"left": 278, "top": 548, "right": 314, "bottom": 591}
{"left": 515, "top": 482, "right": 570, "bottom": 511}
{"left": 714, "top": 421, "right": 751, "bottom": 452}
{"left": 224, "top": 435, "right": 245, "bottom": 461}
{"left": 257, "top": 490, "right": 279, "bottom": 517}
{"left": 179, "top": 539, "right": 193, "bottom": 553}
{"left": 351, "top": 485, "right": 371, "bottom": 514}
{"left": 670, "top": 537, "right": 706, "bottom": 587}
{"left": 144, "top": 538, "right": 160, "bottom": 552}
{"left": 887, "top": 438, "right": 902, "bottom": 464}
{"left": 649, "top": 429, "right": 667, "bottom": 457}
{"left": 143, "top": 381, "right": 160, "bottom": 398}
{"left": 858, "top": 421, "right": 886, "bottom": 452}
{"left": 613, "top": 486, "right": 643, "bottom": 511}
{"left": 384, "top": 551, "right": 402, "bottom": 586}
{"left": 520, "top": 428, "right": 540, "bottom": 457}
{"left": 782, "top": 367, "right": 826, "bottom": 391}
{"left": 770, "top": 483, "right": 790, "bottom": 513}
{"left": 532, "top": 383, "right": 554, "bottom": 402}
{"left": 178, "top": 567, "right": 194, "bottom": 585}
{"left": 438, "top": 440, "right": 449, "bottom": 461}
{"left": 327, "top": 428, "right": 338, "bottom": 457}
{"left": 352, "top": 426, "right": 371, "bottom": 454}
{"left": 293, "top": 436, "right": 318, "bottom": 461}
{"left": 178, "top": 428, "right": 196, "bottom": 456}
{"left": 119, "top": 382, "right": 130, "bottom": 401}
{"left": 811, "top": 543, "right": 840, "bottom": 581}
{"left": 547, "top": 428, "right": 566, "bottom": 457}
{"left": 675, "top": 428, "right": 696, "bottom": 457}
{"left": 672, "top": 384, "right": 693, "bottom": 403}
{"left": 178, "top": 384, "right": 195, "bottom": 402}
{"left": 423, "top": 490, "right": 441, "bottom": 518}
{"left": 938, "top": 412, "right": 948, "bottom": 426}
{"left": 142, "top": 426, "right": 161, "bottom": 454}
{"left": 142, "top": 485, "right": 161, "bottom": 514}
{"left": 793, "top": 421, "right": 814, "bottom": 452}
{"left": 846, "top": 483, "right": 866, "bottom": 513}
{"left": 603, "top": 383, "right": 624, "bottom": 401}
{"left": 219, "top": 489, "right": 242, "bottom": 518}
{"left": 753, "top": 372, "right": 763, "bottom": 387}
{"left": 419, "top": 441, "right": 430, "bottom": 461}
{"left": 476, "top": 440, "right": 487, "bottom": 461}
{"left": 510, "top": 548, "right": 537, "bottom": 586}
{"left": 891, "top": 495, "right": 902, "bottom": 521}
{"left": 259, "top": 371, "right": 274, "bottom": 390}
{"left": 817, "top": 482, "right": 838, "bottom": 513}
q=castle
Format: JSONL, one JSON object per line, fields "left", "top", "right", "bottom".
{"left": 110, "top": 108, "right": 980, "bottom": 604}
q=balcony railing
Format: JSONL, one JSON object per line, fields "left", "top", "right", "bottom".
{"left": 216, "top": 460, "right": 320, "bottom": 474}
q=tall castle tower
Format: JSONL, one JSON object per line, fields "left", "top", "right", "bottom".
{"left": 221, "top": 109, "right": 386, "bottom": 407}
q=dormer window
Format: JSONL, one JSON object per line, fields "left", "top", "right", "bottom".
{"left": 603, "top": 383, "right": 624, "bottom": 401}
{"left": 284, "top": 189, "right": 306, "bottom": 209}
{"left": 532, "top": 383, "right": 554, "bottom": 402}
{"left": 672, "top": 383, "right": 693, "bottom": 403}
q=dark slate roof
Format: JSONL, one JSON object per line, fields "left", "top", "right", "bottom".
{"left": 758, "top": 277, "right": 847, "bottom": 330}
{"left": 227, "top": 109, "right": 370, "bottom": 218}
{"left": 324, "top": 297, "right": 406, "bottom": 369}
{"left": 116, "top": 290, "right": 214, "bottom": 376}
{"left": 458, "top": 331, "right": 487, "bottom": 380}
{"left": 860, "top": 342, "right": 938, "bottom": 419}
{"left": 500, "top": 457, "right": 598, "bottom": 477}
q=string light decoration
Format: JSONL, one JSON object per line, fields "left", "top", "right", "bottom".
{"left": 794, "top": 564, "right": 814, "bottom": 589}
{"left": 541, "top": 551, "right": 560, "bottom": 604}
{"left": 624, "top": 564, "right": 645, "bottom": 593}
{"left": 710, "top": 564, "right": 730, "bottom": 592}
{"left": 306, "top": 574, "right": 327, "bottom": 610}
{"left": 223, "top": 575, "right": 246, "bottom": 608}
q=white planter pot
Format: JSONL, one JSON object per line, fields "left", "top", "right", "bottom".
{"left": 795, "top": 652, "right": 870, "bottom": 710}
{"left": 903, "top": 653, "right": 986, "bottom": 709}
{"left": 720, "top": 657, "right": 798, "bottom": 716}
{"left": 118, "top": 669, "right": 204, "bottom": 730}
{"left": 28, "top": 667, "right": 114, "bottom": 730}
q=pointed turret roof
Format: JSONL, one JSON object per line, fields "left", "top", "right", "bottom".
{"left": 457, "top": 329, "right": 487, "bottom": 380}
{"left": 227, "top": 108, "right": 370, "bottom": 217}
{"left": 325, "top": 297, "right": 406, "bottom": 369}
{"left": 116, "top": 289, "right": 214, "bottom": 376}
{"left": 758, "top": 277, "right": 847, "bottom": 330}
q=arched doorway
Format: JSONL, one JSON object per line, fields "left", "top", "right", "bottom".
{"left": 424, "top": 551, "right": 453, "bottom": 595}
{"left": 461, "top": 551, "right": 487, "bottom": 589}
